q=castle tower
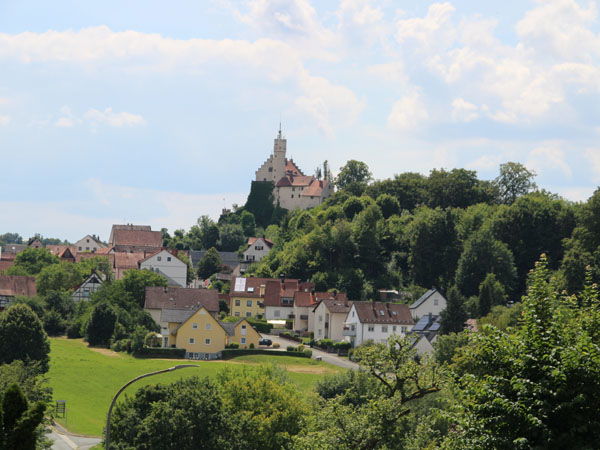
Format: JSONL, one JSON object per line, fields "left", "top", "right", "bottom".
{"left": 255, "top": 125, "right": 287, "bottom": 183}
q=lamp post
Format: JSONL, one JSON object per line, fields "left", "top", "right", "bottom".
{"left": 105, "top": 364, "right": 202, "bottom": 450}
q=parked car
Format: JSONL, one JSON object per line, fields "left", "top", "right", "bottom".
{"left": 259, "top": 338, "right": 272, "bottom": 346}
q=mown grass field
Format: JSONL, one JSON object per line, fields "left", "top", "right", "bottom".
{"left": 47, "top": 338, "right": 342, "bottom": 436}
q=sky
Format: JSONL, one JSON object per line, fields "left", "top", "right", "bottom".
{"left": 1, "top": 0, "right": 600, "bottom": 242}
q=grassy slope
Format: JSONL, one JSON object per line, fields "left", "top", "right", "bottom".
{"left": 48, "top": 338, "right": 340, "bottom": 436}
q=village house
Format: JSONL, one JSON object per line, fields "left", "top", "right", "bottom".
{"left": 189, "top": 250, "right": 241, "bottom": 287}
{"left": 311, "top": 295, "right": 352, "bottom": 342}
{"left": 108, "top": 224, "right": 162, "bottom": 253}
{"left": 0, "top": 275, "right": 37, "bottom": 311}
{"left": 410, "top": 314, "right": 441, "bottom": 355}
{"left": 255, "top": 128, "right": 332, "bottom": 210}
{"left": 144, "top": 286, "right": 220, "bottom": 346}
{"left": 72, "top": 272, "right": 104, "bottom": 302}
{"left": 168, "top": 306, "right": 260, "bottom": 360}
{"left": 109, "top": 252, "right": 145, "bottom": 280}
{"left": 138, "top": 249, "right": 187, "bottom": 288}
{"left": 240, "top": 237, "right": 274, "bottom": 273}
{"left": 262, "top": 279, "right": 314, "bottom": 322}
{"left": 74, "top": 234, "right": 106, "bottom": 253}
{"left": 46, "top": 245, "right": 77, "bottom": 263}
{"left": 28, "top": 238, "right": 43, "bottom": 248}
{"left": 229, "top": 276, "right": 271, "bottom": 318}
{"left": 343, "top": 301, "right": 414, "bottom": 347}
{"left": 409, "top": 288, "right": 447, "bottom": 320}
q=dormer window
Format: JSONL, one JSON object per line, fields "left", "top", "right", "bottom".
{"left": 247, "top": 287, "right": 254, "bottom": 293}
{"left": 380, "top": 310, "right": 385, "bottom": 316}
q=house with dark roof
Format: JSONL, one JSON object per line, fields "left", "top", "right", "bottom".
{"left": 254, "top": 128, "right": 332, "bottom": 211}
{"left": 144, "top": 286, "right": 220, "bottom": 340}
{"left": 189, "top": 250, "right": 241, "bottom": 286}
{"left": 74, "top": 234, "right": 106, "bottom": 253}
{"left": 410, "top": 314, "right": 441, "bottom": 355}
{"left": 0, "top": 275, "right": 37, "bottom": 310}
{"left": 72, "top": 272, "right": 104, "bottom": 302}
{"left": 343, "top": 301, "right": 414, "bottom": 347}
{"left": 311, "top": 294, "right": 352, "bottom": 342}
{"left": 409, "top": 288, "right": 447, "bottom": 320}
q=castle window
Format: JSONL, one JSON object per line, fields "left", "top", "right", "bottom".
{"left": 291, "top": 194, "right": 294, "bottom": 198}
{"left": 268, "top": 167, "right": 273, "bottom": 172}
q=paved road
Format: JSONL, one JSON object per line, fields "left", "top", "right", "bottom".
{"left": 49, "top": 425, "right": 101, "bottom": 450}
{"left": 267, "top": 334, "right": 359, "bottom": 370}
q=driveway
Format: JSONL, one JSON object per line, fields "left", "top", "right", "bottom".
{"left": 267, "top": 334, "right": 359, "bottom": 370}
{"left": 49, "top": 424, "right": 101, "bottom": 450}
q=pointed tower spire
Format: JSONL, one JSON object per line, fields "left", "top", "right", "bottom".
{"left": 278, "top": 121, "right": 282, "bottom": 139}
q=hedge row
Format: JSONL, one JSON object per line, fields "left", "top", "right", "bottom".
{"left": 220, "top": 349, "right": 310, "bottom": 360}
{"left": 246, "top": 318, "right": 273, "bottom": 334}
{"left": 136, "top": 347, "right": 186, "bottom": 358}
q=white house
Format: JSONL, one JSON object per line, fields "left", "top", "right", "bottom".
{"left": 343, "top": 301, "right": 414, "bottom": 347}
{"left": 139, "top": 250, "right": 187, "bottom": 287}
{"left": 72, "top": 272, "right": 104, "bottom": 302}
{"left": 74, "top": 235, "right": 107, "bottom": 253}
{"left": 262, "top": 279, "right": 314, "bottom": 322}
{"left": 409, "top": 289, "right": 447, "bottom": 320}
{"left": 241, "top": 237, "right": 274, "bottom": 272}
{"left": 312, "top": 296, "right": 352, "bottom": 342}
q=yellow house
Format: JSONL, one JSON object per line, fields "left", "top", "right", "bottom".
{"left": 170, "top": 307, "right": 261, "bottom": 358}
{"left": 229, "top": 276, "right": 271, "bottom": 318}
{"left": 220, "top": 319, "right": 261, "bottom": 349}
{"left": 171, "top": 307, "right": 227, "bottom": 359}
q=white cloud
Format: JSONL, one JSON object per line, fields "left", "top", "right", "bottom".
{"left": 585, "top": 148, "right": 600, "bottom": 182}
{"left": 367, "top": 61, "right": 407, "bottom": 85}
{"left": 387, "top": 91, "right": 429, "bottom": 130}
{"left": 451, "top": 98, "right": 478, "bottom": 122}
{"left": 83, "top": 107, "right": 146, "bottom": 128}
{"left": 55, "top": 117, "right": 74, "bottom": 128}
{"left": 466, "top": 154, "right": 502, "bottom": 171}
{"left": 527, "top": 142, "right": 572, "bottom": 178}
{"left": 396, "top": 2, "right": 456, "bottom": 51}
{"left": 0, "top": 115, "right": 10, "bottom": 126}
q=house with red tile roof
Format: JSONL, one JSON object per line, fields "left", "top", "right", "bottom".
{"left": 108, "top": 224, "right": 162, "bottom": 253}
{"left": 294, "top": 290, "right": 345, "bottom": 333}
{"left": 241, "top": 237, "right": 274, "bottom": 273}
{"left": 109, "top": 252, "right": 145, "bottom": 279}
{"left": 262, "top": 279, "right": 314, "bottom": 322}
{"left": 343, "top": 301, "right": 414, "bottom": 347}
{"left": 0, "top": 275, "right": 37, "bottom": 310}
{"left": 255, "top": 128, "right": 333, "bottom": 210}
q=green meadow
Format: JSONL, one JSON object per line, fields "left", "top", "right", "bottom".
{"left": 47, "top": 338, "right": 341, "bottom": 436}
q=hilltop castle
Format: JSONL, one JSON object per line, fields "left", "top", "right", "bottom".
{"left": 255, "top": 128, "right": 332, "bottom": 210}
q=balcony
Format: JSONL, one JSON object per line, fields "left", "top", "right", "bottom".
{"left": 342, "top": 326, "right": 356, "bottom": 337}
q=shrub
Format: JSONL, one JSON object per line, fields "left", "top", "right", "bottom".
{"left": 273, "top": 342, "right": 280, "bottom": 349}
{"left": 228, "top": 342, "right": 240, "bottom": 349}
{"left": 111, "top": 339, "right": 131, "bottom": 352}
{"left": 66, "top": 321, "right": 83, "bottom": 339}
{"left": 220, "top": 349, "right": 310, "bottom": 359}
{"left": 297, "top": 344, "right": 305, "bottom": 351}
{"left": 309, "top": 331, "right": 314, "bottom": 339}
{"left": 286, "top": 346, "right": 297, "bottom": 352}
{"left": 303, "top": 349, "right": 312, "bottom": 358}
{"left": 284, "top": 332, "right": 291, "bottom": 337}
{"left": 144, "top": 332, "right": 161, "bottom": 348}
{"left": 333, "top": 341, "right": 352, "bottom": 350}
{"left": 246, "top": 318, "right": 273, "bottom": 334}
{"left": 136, "top": 347, "right": 186, "bottom": 358}
{"left": 320, "top": 339, "right": 334, "bottom": 348}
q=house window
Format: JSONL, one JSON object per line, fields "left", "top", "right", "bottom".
{"left": 192, "top": 323, "right": 198, "bottom": 329}
{"left": 157, "top": 256, "right": 162, "bottom": 261}
{"left": 291, "top": 194, "right": 294, "bottom": 198}
{"left": 434, "top": 298, "right": 439, "bottom": 306}
{"left": 167, "top": 257, "right": 172, "bottom": 262}
{"left": 401, "top": 326, "right": 407, "bottom": 333}
{"left": 241, "top": 337, "right": 246, "bottom": 344}
{"left": 368, "top": 325, "right": 374, "bottom": 332}
{"left": 246, "top": 312, "right": 252, "bottom": 317}
{"left": 292, "top": 187, "right": 295, "bottom": 191}
{"left": 274, "top": 310, "right": 280, "bottom": 317}
{"left": 235, "top": 299, "right": 241, "bottom": 306}
{"left": 78, "top": 246, "right": 82, "bottom": 251}
{"left": 235, "top": 312, "right": 240, "bottom": 317}
{"left": 86, "top": 247, "right": 89, "bottom": 251}
{"left": 392, "top": 325, "right": 397, "bottom": 332}
{"left": 352, "top": 311, "right": 355, "bottom": 317}
{"left": 241, "top": 324, "right": 246, "bottom": 330}
{"left": 246, "top": 300, "right": 252, "bottom": 307}
{"left": 382, "top": 326, "right": 388, "bottom": 333}
{"left": 319, "top": 315, "right": 323, "bottom": 322}
{"left": 205, "top": 338, "right": 211, "bottom": 345}
{"left": 318, "top": 329, "right": 322, "bottom": 336}
{"left": 206, "top": 323, "right": 211, "bottom": 330}
{"left": 163, "top": 337, "right": 168, "bottom": 347}
{"left": 268, "top": 167, "right": 273, "bottom": 172}
{"left": 189, "top": 338, "right": 195, "bottom": 344}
